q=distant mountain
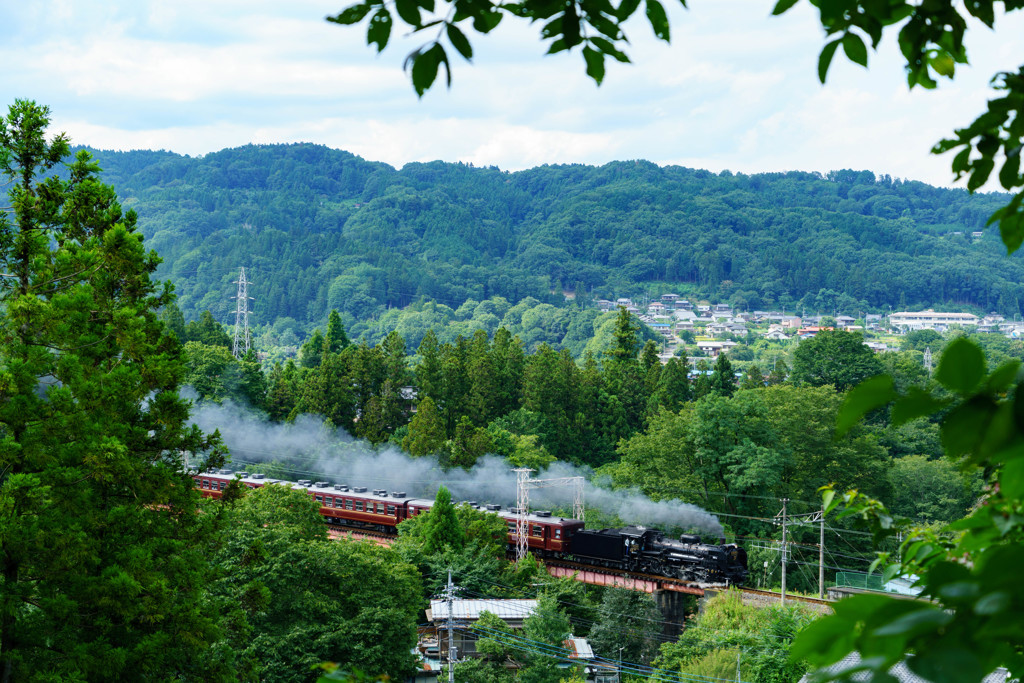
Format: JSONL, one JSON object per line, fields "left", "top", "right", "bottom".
{"left": 85, "top": 144, "right": 1021, "bottom": 330}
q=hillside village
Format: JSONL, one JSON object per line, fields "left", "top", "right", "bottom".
{"left": 597, "top": 293, "right": 1021, "bottom": 363}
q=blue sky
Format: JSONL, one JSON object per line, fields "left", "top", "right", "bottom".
{"left": 2, "top": 0, "right": 1022, "bottom": 187}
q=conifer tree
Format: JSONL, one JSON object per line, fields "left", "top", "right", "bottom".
{"left": 640, "top": 339, "right": 662, "bottom": 393}
{"left": 403, "top": 396, "right": 447, "bottom": 456}
{"left": 741, "top": 364, "right": 766, "bottom": 390}
{"left": 0, "top": 101, "right": 228, "bottom": 680}
{"left": 422, "top": 486, "right": 466, "bottom": 554}
{"left": 299, "top": 328, "right": 327, "bottom": 368}
{"left": 266, "top": 360, "right": 300, "bottom": 421}
{"left": 415, "top": 328, "right": 444, "bottom": 402}
{"left": 653, "top": 356, "right": 691, "bottom": 412}
{"left": 605, "top": 306, "right": 640, "bottom": 366}
{"left": 710, "top": 353, "right": 737, "bottom": 397}
{"left": 325, "top": 309, "right": 350, "bottom": 353}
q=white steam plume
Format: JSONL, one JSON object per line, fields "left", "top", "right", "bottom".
{"left": 187, "top": 397, "right": 724, "bottom": 536}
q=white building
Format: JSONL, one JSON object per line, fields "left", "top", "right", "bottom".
{"left": 890, "top": 310, "right": 979, "bottom": 331}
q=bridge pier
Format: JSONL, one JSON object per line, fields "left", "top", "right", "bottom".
{"left": 653, "top": 589, "right": 695, "bottom": 640}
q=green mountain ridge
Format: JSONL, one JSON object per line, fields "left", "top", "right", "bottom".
{"left": 83, "top": 143, "right": 1020, "bottom": 330}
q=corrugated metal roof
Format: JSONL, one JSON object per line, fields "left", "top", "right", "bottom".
{"left": 428, "top": 599, "right": 537, "bottom": 621}
{"left": 799, "top": 653, "right": 1011, "bottom": 683}
{"left": 563, "top": 638, "right": 594, "bottom": 660}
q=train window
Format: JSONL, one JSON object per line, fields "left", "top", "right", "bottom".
{"left": 531, "top": 525, "right": 542, "bottom": 537}
{"left": 507, "top": 521, "right": 517, "bottom": 534}
{"left": 386, "top": 505, "right": 396, "bottom": 515}
{"left": 325, "top": 497, "right": 333, "bottom": 508}
{"left": 315, "top": 495, "right": 323, "bottom": 503}
{"left": 202, "top": 480, "right": 208, "bottom": 489}
{"left": 376, "top": 503, "right": 386, "bottom": 514}
{"left": 218, "top": 482, "right": 225, "bottom": 491}
{"left": 345, "top": 499, "right": 353, "bottom": 510}
{"left": 554, "top": 529, "right": 562, "bottom": 540}
{"left": 355, "top": 501, "right": 364, "bottom": 512}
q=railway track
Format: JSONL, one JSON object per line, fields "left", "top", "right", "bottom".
{"left": 326, "top": 526, "right": 395, "bottom": 545}
{"left": 738, "top": 586, "right": 832, "bottom": 607}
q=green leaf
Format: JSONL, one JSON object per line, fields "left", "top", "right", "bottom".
{"left": 841, "top": 33, "right": 868, "bottom": 67}
{"left": 934, "top": 337, "right": 985, "bottom": 395}
{"left": 407, "top": 43, "right": 448, "bottom": 96}
{"left": 890, "top": 387, "right": 950, "bottom": 426}
{"left": 616, "top": 0, "right": 642, "bottom": 21}
{"left": 908, "top": 648, "right": 986, "bottom": 683}
{"left": 591, "top": 37, "right": 631, "bottom": 63}
{"left": 366, "top": 8, "right": 393, "bottom": 51}
{"left": 821, "top": 488, "right": 836, "bottom": 515}
{"left": 831, "top": 593, "right": 896, "bottom": 622}
{"left": 986, "top": 360, "right": 1021, "bottom": 393}
{"left": 583, "top": 46, "right": 606, "bottom": 84}
{"left": 940, "top": 396, "right": 996, "bottom": 456}
{"left": 789, "top": 615, "right": 857, "bottom": 665}
{"left": 836, "top": 374, "right": 895, "bottom": 436}
{"left": 446, "top": 24, "right": 473, "bottom": 60}
{"left": 645, "top": 0, "right": 669, "bottom": 41}
{"left": 394, "top": 0, "right": 422, "bottom": 27}
{"left": 818, "top": 39, "right": 841, "bottom": 83}
{"left": 998, "top": 457, "right": 1024, "bottom": 500}
{"left": 546, "top": 38, "right": 569, "bottom": 54}
{"left": 472, "top": 10, "right": 502, "bottom": 33}
{"left": 929, "top": 52, "right": 956, "bottom": 77}
{"left": 771, "top": 0, "right": 799, "bottom": 15}
{"left": 974, "top": 590, "right": 1011, "bottom": 615}
{"left": 326, "top": 3, "right": 373, "bottom": 25}
{"left": 871, "top": 607, "right": 952, "bottom": 637}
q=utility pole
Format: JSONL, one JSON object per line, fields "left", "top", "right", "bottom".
{"left": 819, "top": 505, "right": 825, "bottom": 599}
{"left": 444, "top": 570, "right": 458, "bottom": 683}
{"left": 780, "top": 498, "right": 787, "bottom": 606}
{"left": 231, "top": 267, "right": 254, "bottom": 358}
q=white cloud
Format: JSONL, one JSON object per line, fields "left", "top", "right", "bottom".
{"left": 5, "top": 0, "right": 1024, "bottom": 188}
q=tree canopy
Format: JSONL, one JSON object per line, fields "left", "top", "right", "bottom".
{"left": 326, "top": 0, "right": 1024, "bottom": 268}
{"left": 0, "top": 100, "right": 227, "bottom": 680}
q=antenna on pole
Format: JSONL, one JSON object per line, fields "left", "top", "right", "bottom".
{"left": 232, "top": 267, "right": 253, "bottom": 358}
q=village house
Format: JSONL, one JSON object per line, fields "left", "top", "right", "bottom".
{"left": 890, "top": 309, "right": 979, "bottom": 331}
{"left": 696, "top": 340, "right": 738, "bottom": 357}
{"left": 427, "top": 599, "right": 536, "bottom": 659}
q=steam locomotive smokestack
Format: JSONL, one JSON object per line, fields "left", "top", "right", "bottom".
{"left": 187, "top": 397, "right": 725, "bottom": 535}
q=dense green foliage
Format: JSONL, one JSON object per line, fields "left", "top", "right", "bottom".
{"left": 791, "top": 336, "right": 1024, "bottom": 681}
{"left": 213, "top": 485, "right": 422, "bottom": 682}
{"left": 0, "top": 102, "right": 228, "bottom": 680}
{"left": 657, "top": 589, "right": 815, "bottom": 683}
{"left": 80, "top": 145, "right": 1023, "bottom": 343}
{"left": 328, "top": 0, "right": 1024, "bottom": 269}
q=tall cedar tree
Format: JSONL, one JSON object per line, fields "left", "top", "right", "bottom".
{"left": 325, "top": 309, "right": 350, "bottom": 353}
{"left": 710, "top": 353, "right": 737, "bottom": 397}
{"left": 0, "top": 101, "right": 227, "bottom": 681}
{"left": 422, "top": 486, "right": 466, "bottom": 554}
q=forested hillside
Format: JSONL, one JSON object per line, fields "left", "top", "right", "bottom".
{"left": 88, "top": 144, "right": 1019, "bottom": 331}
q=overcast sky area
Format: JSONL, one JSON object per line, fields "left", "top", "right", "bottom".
{"left": 2, "top": 0, "right": 1023, "bottom": 188}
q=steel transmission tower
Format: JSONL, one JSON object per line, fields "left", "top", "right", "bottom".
{"left": 232, "top": 267, "right": 254, "bottom": 358}
{"left": 513, "top": 469, "right": 585, "bottom": 561}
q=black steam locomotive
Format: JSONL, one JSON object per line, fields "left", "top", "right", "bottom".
{"left": 567, "top": 526, "right": 748, "bottom": 585}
